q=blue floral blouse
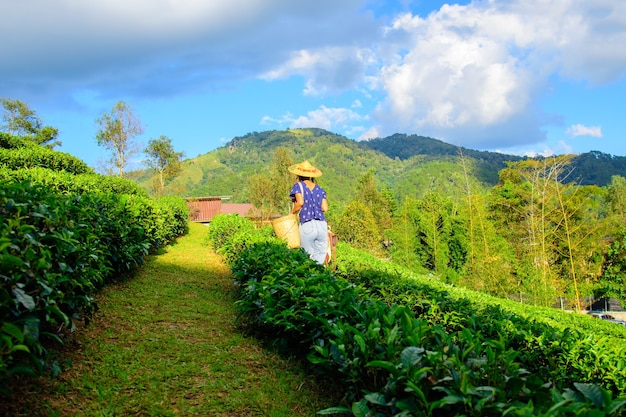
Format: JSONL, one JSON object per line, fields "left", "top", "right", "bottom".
{"left": 290, "top": 181, "right": 327, "bottom": 224}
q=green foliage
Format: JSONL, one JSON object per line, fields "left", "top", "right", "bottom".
{"left": 335, "top": 200, "right": 381, "bottom": 254}
{"left": 0, "top": 183, "right": 119, "bottom": 385}
{"left": 0, "top": 98, "right": 60, "bottom": 148}
{"left": 572, "top": 151, "right": 626, "bottom": 187}
{"left": 247, "top": 147, "right": 294, "bottom": 219}
{"left": 360, "top": 133, "right": 520, "bottom": 185}
{"left": 388, "top": 193, "right": 465, "bottom": 278}
{"left": 155, "top": 195, "right": 190, "bottom": 240}
{"left": 0, "top": 132, "right": 34, "bottom": 150}
{"left": 336, "top": 170, "right": 395, "bottom": 255}
{"left": 606, "top": 175, "right": 626, "bottom": 225}
{"left": 144, "top": 135, "right": 184, "bottom": 196}
{"left": 0, "top": 146, "right": 93, "bottom": 175}
{"left": 95, "top": 100, "right": 144, "bottom": 177}
{"left": 209, "top": 218, "right": 626, "bottom": 416}
{"left": 598, "top": 229, "right": 626, "bottom": 307}
{"left": 206, "top": 213, "right": 256, "bottom": 252}
{"left": 0, "top": 167, "right": 147, "bottom": 197}
{"left": 0, "top": 153, "right": 188, "bottom": 392}
{"left": 488, "top": 158, "right": 611, "bottom": 308}
{"left": 336, "top": 244, "right": 626, "bottom": 393}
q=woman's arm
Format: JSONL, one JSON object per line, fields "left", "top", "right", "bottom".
{"left": 292, "top": 193, "right": 304, "bottom": 214}
{"left": 321, "top": 198, "right": 328, "bottom": 212}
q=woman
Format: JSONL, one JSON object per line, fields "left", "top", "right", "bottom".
{"left": 289, "top": 160, "right": 329, "bottom": 264}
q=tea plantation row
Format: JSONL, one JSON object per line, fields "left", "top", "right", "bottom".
{"left": 0, "top": 133, "right": 189, "bottom": 394}
{"left": 208, "top": 213, "right": 626, "bottom": 416}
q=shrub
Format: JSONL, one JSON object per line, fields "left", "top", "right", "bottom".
{"left": 0, "top": 133, "right": 32, "bottom": 150}
{"left": 0, "top": 180, "right": 185, "bottom": 391}
{"left": 206, "top": 214, "right": 256, "bottom": 251}
{"left": 0, "top": 147, "right": 93, "bottom": 175}
{"left": 0, "top": 167, "right": 146, "bottom": 197}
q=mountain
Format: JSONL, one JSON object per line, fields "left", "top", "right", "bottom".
{"left": 358, "top": 133, "right": 523, "bottom": 185}
{"left": 130, "top": 129, "right": 626, "bottom": 211}
{"left": 569, "top": 150, "right": 626, "bottom": 186}
{"left": 358, "top": 133, "right": 626, "bottom": 186}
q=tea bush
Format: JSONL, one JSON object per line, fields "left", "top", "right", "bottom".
{"left": 210, "top": 215, "right": 626, "bottom": 416}
{"left": 205, "top": 213, "right": 256, "bottom": 251}
{"left": 0, "top": 166, "right": 147, "bottom": 197}
{"left": 0, "top": 133, "right": 34, "bottom": 150}
{"left": 0, "top": 137, "right": 92, "bottom": 175}
{"left": 334, "top": 243, "right": 626, "bottom": 394}
{"left": 0, "top": 142, "right": 189, "bottom": 393}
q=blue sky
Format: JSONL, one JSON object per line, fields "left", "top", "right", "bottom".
{"left": 1, "top": 0, "right": 625, "bottom": 171}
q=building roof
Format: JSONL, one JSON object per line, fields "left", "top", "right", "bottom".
{"left": 185, "top": 197, "right": 266, "bottom": 222}
{"left": 221, "top": 203, "right": 259, "bottom": 217}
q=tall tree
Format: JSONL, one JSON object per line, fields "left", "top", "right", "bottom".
{"left": 270, "top": 147, "right": 295, "bottom": 216}
{"left": 599, "top": 229, "right": 626, "bottom": 308}
{"left": 336, "top": 170, "right": 394, "bottom": 255}
{"left": 246, "top": 147, "right": 294, "bottom": 221}
{"left": 247, "top": 173, "right": 276, "bottom": 222}
{"left": 0, "top": 98, "right": 60, "bottom": 147}
{"left": 95, "top": 100, "right": 144, "bottom": 177}
{"left": 388, "top": 197, "right": 422, "bottom": 270}
{"left": 552, "top": 182, "right": 606, "bottom": 311}
{"left": 490, "top": 159, "right": 562, "bottom": 305}
{"left": 598, "top": 175, "right": 626, "bottom": 308}
{"left": 356, "top": 170, "right": 394, "bottom": 235}
{"left": 415, "top": 192, "right": 455, "bottom": 275}
{"left": 606, "top": 175, "right": 626, "bottom": 220}
{"left": 144, "top": 135, "right": 184, "bottom": 197}
{"left": 335, "top": 199, "right": 380, "bottom": 253}
{"left": 459, "top": 153, "right": 515, "bottom": 297}
{"left": 490, "top": 156, "right": 608, "bottom": 309}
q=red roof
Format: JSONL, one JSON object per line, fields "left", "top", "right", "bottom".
{"left": 221, "top": 203, "right": 258, "bottom": 217}
{"left": 187, "top": 198, "right": 221, "bottom": 222}
{"left": 185, "top": 198, "right": 262, "bottom": 222}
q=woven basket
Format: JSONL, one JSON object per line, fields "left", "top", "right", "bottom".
{"left": 271, "top": 214, "right": 300, "bottom": 248}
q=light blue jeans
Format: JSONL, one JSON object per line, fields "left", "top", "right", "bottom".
{"left": 300, "top": 220, "right": 328, "bottom": 264}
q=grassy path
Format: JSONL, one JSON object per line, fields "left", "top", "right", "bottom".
{"left": 7, "top": 222, "right": 330, "bottom": 416}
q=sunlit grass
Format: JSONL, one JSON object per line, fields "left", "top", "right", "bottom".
{"left": 3, "top": 222, "right": 332, "bottom": 416}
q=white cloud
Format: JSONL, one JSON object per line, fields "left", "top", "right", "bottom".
{"left": 358, "top": 126, "right": 382, "bottom": 141}
{"left": 290, "top": 106, "right": 364, "bottom": 130}
{"left": 523, "top": 149, "right": 556, "bottom": 158}
{"left": 364, "top": 0, "right": 626, "bottom": 150}
{"left": 263, "top": 106, "right": 365, "bottom": 135}
{"left": 566, "top": 124, "right": 603, "bottom": 137}
{"left": 261, "top": 47, "right": 375, "bottom": 95}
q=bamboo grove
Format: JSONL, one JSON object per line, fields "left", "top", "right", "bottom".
{"left": 333, "top": 155, "right": 626, "bottom": 311}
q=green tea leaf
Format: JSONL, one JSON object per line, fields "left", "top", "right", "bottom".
{"left": 1, "top": 321, "right": 25, "bottom": 343}
{"left": 12, "top": 287, "right": 35, "bottom": 310}
{"left": 574, "top": 383, "right": 604, "bottom": 409}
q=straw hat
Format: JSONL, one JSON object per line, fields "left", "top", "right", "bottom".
{"left": 288, "top": 160, "right": 322, "bottom": 178}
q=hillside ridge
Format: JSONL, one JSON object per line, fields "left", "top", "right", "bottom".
{"left": 130, "top": 128, "right": 626, "bottom": 206}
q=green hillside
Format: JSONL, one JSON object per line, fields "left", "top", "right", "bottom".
{"left": 131, "top": 128, "right": 497, "bottom": 210}
{"left": 358, "top": 133, "right": 523, "bottom": 184}
{"left": 130, "top": 128, "right": 626, "bottom": 211}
